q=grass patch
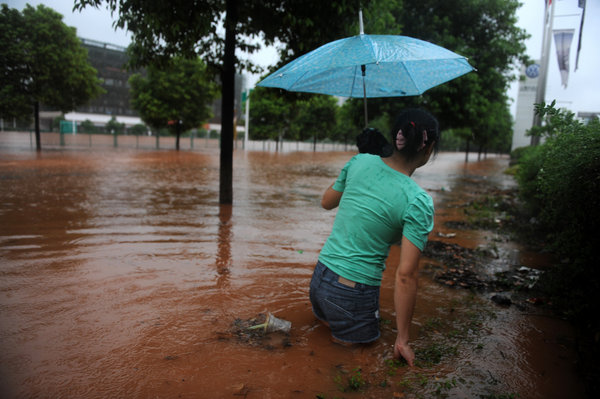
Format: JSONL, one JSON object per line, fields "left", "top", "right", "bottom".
{"left": 334, "top": 367, "right": 366, "bottom": 392}
{"left": 415, "top": 343, "right": 458, "bottom": 367}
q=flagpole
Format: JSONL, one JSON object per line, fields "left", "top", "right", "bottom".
{"left": 531, "top": 0, "right": 555, "bottom": 146}
{"left": 575, "top": 0, "right": 586, "bottom": 70}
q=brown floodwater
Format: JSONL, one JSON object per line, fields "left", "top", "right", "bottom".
{"left": 0, "top": 146, "right": 586, "bottom": 398}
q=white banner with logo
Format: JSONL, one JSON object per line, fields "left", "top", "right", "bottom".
{"left": 553, "top": 29, "right": 575, "bottom": 87}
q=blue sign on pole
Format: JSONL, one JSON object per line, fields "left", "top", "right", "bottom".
{"left": 526, "top": 64, "right": 540, "bottom": 79}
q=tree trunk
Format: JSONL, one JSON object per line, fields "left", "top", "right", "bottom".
{"left": 465, "top": 139, "right": 470, "bottom": 162}
{"left": 34, "top": 101, "right": 41, "bottom": 151}
{"left": 219, "top": 0, "right": 237, "bottom": 204}
{"left": 175, "top": 126, "right": 181, "bottom": 151}
{"left": 313, "top": 135, "right": 317, "bottom": 152}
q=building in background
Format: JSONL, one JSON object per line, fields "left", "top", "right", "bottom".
{"left": 577, "top": 112, "right": 599, "bottom": 124}
{"left": 79, "top": 38, "right": 135, "bottom": 117}
{"left": 38, "top": 37, "right": 245, "bottom": 134}
{"left": 38, "top": 38, "right": 139, "bottom": 131}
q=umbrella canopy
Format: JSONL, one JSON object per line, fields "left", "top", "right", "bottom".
{"left": 258, "top": 34, "right": 474, "bottom": 98}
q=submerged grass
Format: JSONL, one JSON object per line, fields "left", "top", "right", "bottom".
{"left": 368, "top": 291, "right": 498, "bottom": 398}
{"left": 333, "top": 367, "right": 366, "bottom": 393}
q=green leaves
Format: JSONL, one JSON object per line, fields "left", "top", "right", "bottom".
{"left": 0, "top": 4, "right": 104, "bottom": 120}
{"left": 249, "top": 87, "right": 338, "bottom": 144}
{"left": 528, "top": 100, "right": 587, "bottom": 139}
{"left": 515, "top": 103, "right": 600, "bottom": 324}
{"left": 129, "top": 56, "right": 218, "bottom": 134}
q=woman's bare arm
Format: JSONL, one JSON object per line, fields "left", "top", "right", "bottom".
{"left": 393, "top": 236, "right": 421, "bottom": 366}
{"left": 321, "top": 183, "right": 343, "bottom": 210}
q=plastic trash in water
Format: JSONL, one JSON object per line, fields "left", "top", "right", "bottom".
{"left": 247, "top": 312, "right": 291, "bottom": 334}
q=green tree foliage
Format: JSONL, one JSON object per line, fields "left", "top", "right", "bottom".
{"left": 331, "top": 101, "right": 360, "bottom": 147}
{"left": 0, "top": 6, "right": 30, "bottom": 123}
{"left": 527, "top": 100, "right": 588, "bottom": 139}
{"left": 439, "top": 128, "right": 472, "bottom": 152}
{"left": 515, "top": 103, "right": 600, "bottom": 328}
{"left": 105, "top": 116, "right": 125, "bottom": 135}
{"left": 250, "top": 88, "right": 337, "bottom": 151}
{"left": 263, "top": 0, "right": 382, "bottom": 65}
{"left": 80, "top": 119, "right": 97, "bottom": 133}
{"left": 129, "top": 57, "right": 217, "bottom": 150}
{"left": 295, "top": 95, "right": 338, "bottom": 151}
{"left": 130, "top": 123, "right": 148, "bottom": 136}
{"left": 249, "top": 87, "right": 288, "bottom": 142}
{"left": 0, "top": 4, "right": 104, "bottom": 150}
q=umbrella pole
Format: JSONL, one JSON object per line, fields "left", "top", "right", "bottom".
{"left": 361, "top": 64, "right": 368, "bottom": 127}
{"left": 359, "top": 10, "right": 368, "bottom": 127}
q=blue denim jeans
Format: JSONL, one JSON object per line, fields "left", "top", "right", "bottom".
{"left": 309, "top": 261, "right": 380, "bottom": 343}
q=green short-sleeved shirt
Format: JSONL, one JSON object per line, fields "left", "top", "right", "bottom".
{"left": 318, "top": 153, "right": 434, "bottom": 286}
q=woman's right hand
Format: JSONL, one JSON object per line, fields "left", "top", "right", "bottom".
{"left": 393, "top": 336, "right": 415, "bottom": 367}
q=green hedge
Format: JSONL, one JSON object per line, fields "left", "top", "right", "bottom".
{"left": 514, "top": 104, "right": 600, "bottom": 325}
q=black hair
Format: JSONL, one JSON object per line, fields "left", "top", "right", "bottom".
{"left": 356, "top": 127, "right": 393, "bottom": 157}
{"left": 390, "top": 108, "right": 440, "bottom": 159}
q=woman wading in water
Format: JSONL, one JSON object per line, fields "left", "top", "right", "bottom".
{"left": 309, "top": 108, "right": 439, "bottom": 366}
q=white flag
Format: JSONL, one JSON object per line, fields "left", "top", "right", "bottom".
{"left": 553, "top": 29, "right": 575, "bottom": 87}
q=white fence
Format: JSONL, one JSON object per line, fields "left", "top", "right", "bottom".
{"left": 0, "top": 131, "right": 353, "bottom": 153}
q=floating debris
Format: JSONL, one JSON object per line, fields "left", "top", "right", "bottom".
{"left": 226, "top": 313, "right": 292, "bottom": 350}
{"left": 437, "top": 232, "right": 456, "bottom": 238}
{"left": 246, "top": 312, "right": 291, "bottom": 334}
{"left": 436, "top": 267, "right": 488, "bottom": 290}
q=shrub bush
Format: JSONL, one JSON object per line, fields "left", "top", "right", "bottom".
{"left": 515, "top": 103, "right": 600, "bottom": 326}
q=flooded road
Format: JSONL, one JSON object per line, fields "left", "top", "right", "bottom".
{"left": 0, "top": 148, "right": 586, "bottom": 398}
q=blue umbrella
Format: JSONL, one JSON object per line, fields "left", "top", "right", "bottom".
{"left": 257, "top": 30, "right": 474, "bottom": 125}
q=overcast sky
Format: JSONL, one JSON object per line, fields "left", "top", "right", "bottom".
{"left": 5, "top": 0, "right": 599, "bottom": 117}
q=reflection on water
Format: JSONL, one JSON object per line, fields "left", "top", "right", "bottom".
{"left": 0, "top": 149, "right": 585, "bottom": 398}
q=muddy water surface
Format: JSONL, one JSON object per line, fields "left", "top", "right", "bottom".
{"left": 0, "top": 149, "right": 585, "bottom": 398}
